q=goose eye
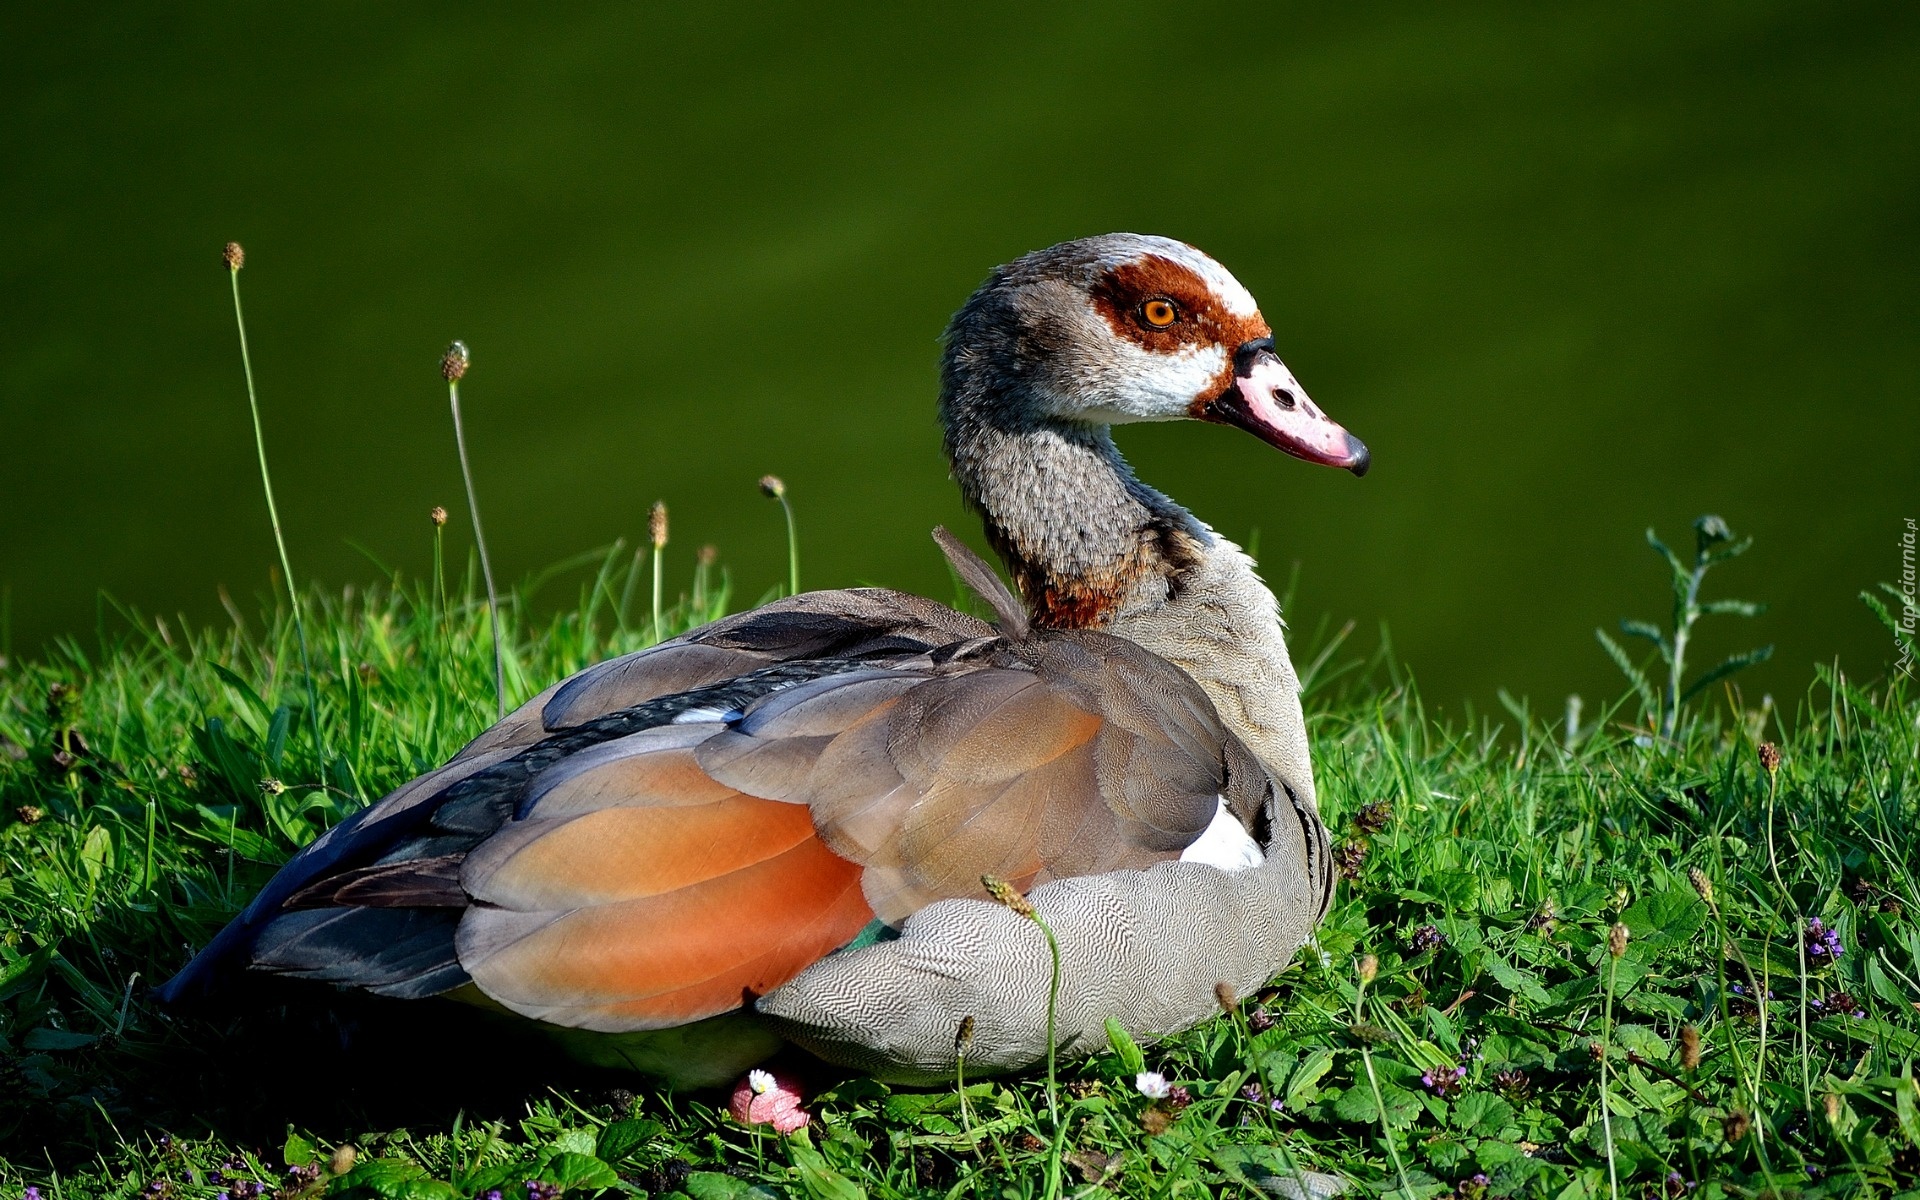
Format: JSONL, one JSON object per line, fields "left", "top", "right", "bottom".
{"left": 1140, "top": 299, "right": 1178, "bottom": 328}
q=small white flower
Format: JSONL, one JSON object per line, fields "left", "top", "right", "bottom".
{"left": 1134, "top": 1070, "right": 1171, "bottom": 1099}
{"left": 748, "top": 1069, "right": 776, "bottom": 1096}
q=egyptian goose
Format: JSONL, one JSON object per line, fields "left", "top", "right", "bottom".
{"left": 158, "top": 234, "right": 1368, "bottom": 1086}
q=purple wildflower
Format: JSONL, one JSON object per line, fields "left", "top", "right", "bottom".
{"left": 25, "top": 1189, "right": 42, "bottom": 1200}
{"left": 525, "top": 1182, "right": 560, "bottom": 1200}
{"left": 1457, "top": 1174, "right": 1489, "bottom": 1199}
{"left": 1407, "top": 923, "right": 1448, "bottom": 954}
{"left": 1810, "top": 991, "right": 1866, "bottom": 1019}
{"left": 1663, "top": 1170, "right": 1696, "bottom": 1196}
{"left": 1804, "top": 918, "right": 1844, "bottom": 963}
{"left": 1420, "top": 1064, "right": 1468, "bottom": 1098}
{"left": 1247, "top": 1005, "right": 1275, "bottom": 1033}
{"left": 1239, "top": 1082, "right": 1264, "bottom": 1103}
{"left": 485, "top": 1192, "right": 503, "bottom": 1200}
{"left": 1164, "top": 1084, "right": 1193, "bottom": 1111}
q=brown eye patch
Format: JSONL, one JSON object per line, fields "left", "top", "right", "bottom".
{"left": 1089, "top": 255, "right": 1270, "bottom": 356}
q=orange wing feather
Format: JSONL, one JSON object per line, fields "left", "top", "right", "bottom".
{"left": 459, "top": 791, "right": 873, "bottom": 1029}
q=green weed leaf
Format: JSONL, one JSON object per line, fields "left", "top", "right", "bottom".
{"left": 1106, "top": 1017, "right": 1146, "bottom": 1076}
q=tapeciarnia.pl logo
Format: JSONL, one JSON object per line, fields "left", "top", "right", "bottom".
{"left": 1899, "top": 517, "right": 1916, "bottom": 679}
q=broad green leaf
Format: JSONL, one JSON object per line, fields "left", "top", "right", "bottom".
{"left": 788, "top": 1138, "right": 864, "bottom": 1200}
{"left": 542, "top": 1152, "right": 618, "bottom": 1194}
{"left": 336, "top": 1159, "right": 429, "bottom": 1199}
{"left": 1482, "top": 953, "right": 1550, "bottom": 1006}
{"left": 1105, "top": 1017, "right": 1145, "bottom": 1076}
{"left": 545, "top": 1129, "right": 598, "bottom": 1157}
{"left": 685, "top": 1173, "right": 766, "bottom": 1200}
{"left": 593, "top": 1118, "right": 660, "bottom": 1164}
{"left": 1332, "top": 1077, "right": 1421, "bottom": 1129}
{"left": 1429, "top": 871, "right": 1481, "bottom": 913}
{"left": 1620, "top": 888, "right": 1705, "bottom": 949}
{"left": 1283, "top": 1048, "right": 1336, "bottom": 1111}
{"left": 23, "top": 1027, "right": 96, "bottom": 1051}
{"left": 79, "top": 825, "right": 113, "bottom": 879}
{"left": 1612, "top": 1024, "right": 1670, "bottom": 1062}
{"left": 1450, "top": 1092, "right": 1514, "bottom": 1136}
{"left": 283, "top": 1132, "right": 318, "bottom": 1167}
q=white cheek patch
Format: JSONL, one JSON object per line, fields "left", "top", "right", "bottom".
{"left": 1069, "top": 335, "right": 1227, "bottom": 425}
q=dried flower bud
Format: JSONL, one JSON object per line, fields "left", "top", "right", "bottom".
{"left": 1213, "top": 982, "right": 1239, "bottom": 1014}
{"left": 1351, "top": 799, "right": 1392, "bottom": 835}
{"left": 329, "top": 1146, "right": 356, "bottom": 1176}
{"left": 46, "top": 681, "right": 80, "bottom": 727}
{"left": 1247, "top": 1006, "right": 1274, "bottom": 1033}
{"left": 177, "top": 763, "right": 198, "bottom": 786}
{"left": 649, "top": 501, "right": 669, "bottom": 550}
{"left": 1688, "top": 867, "right": 1715, "bottom": 908}
{"left": 1723, "top": 1108, "right": 1750, "bottom": 1144}
{"left": 698, "top": 544, "right": 719, "bottom": 567}
{"left": 430, "top": 505, "right": 448, "bottom": 527}
{"left": 981, "top": 874, "right": 1035, "bottom": 919}
{"left": 1357, "top": 954, "right": 1378, "bottom": 986}
{"left": 1694, "top": 514, "right": 1732, "bottom": 551}
{"left": 1608, "top": 922, "right": 1630, "bottom": 959}
{"left": 223, "top": 242, "right": 245, "bottom": 271}
{"left": 1679, "top": 1025, "right": 1701, "bottom": 1070}
{"left": 1587, "top": 1040, "right": 1605, "bottom": 1061}
{"left": 259, "top": 778, "right": 286, "bottom": 797}
{"left": 1823, "top": 1092, "right": 1841, "bottom": 1126}
{"left": 1334, "top": 839, "right": 1368, "bottom": 880}
{"left": 954, "top": 1015, "right": 975, "bottom": 1053}
{"left": 441, "top": 340, "right": 470, "bottom": 382}
{"left": 758, "top": 474, "right": 786, "bottom": 499}
{"left": 1757, "top": 742, "right": 1781, "bottom": 774}
{"left": 15, "top": 805, "right": 43, "bottom": 826}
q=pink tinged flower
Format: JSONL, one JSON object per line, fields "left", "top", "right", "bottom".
{"left": 729, "top": 1068, "right": 811, "bottom": 1133}
{"left": 1135, "top": 1071, "right": 1172, "bottom": 1099}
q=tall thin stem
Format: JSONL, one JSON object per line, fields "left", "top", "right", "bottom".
{"left": 779, "top": 493, "right": 799, "bottom": 597}
{"left": 1601, "top": 943, "right": 1621, "bottom": 1200}
{"left": 1354, "top": 960, "right": 1411, "bottom": 1198}
{"left": 445, "top": 354, "right": 505, "bottom": 719}
{"left": 651, "top": 544, "right": 664, "bottom": 644}
{"left": 1762, "top": 762, "right": 1813, "bottom": 1115}
{"left": 227, "top": 255, "right": 326, "bottom": 764}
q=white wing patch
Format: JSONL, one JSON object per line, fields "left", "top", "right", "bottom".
{"left": 1178, "top": 797, "right": 1265, "bottom": 871}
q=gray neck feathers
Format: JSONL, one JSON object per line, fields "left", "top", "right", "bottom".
{"left": 941, "top": 297, "right": 1206, "bottom": 624}
{"left": 938, "top": 315, "right": 1317, "bottom": 809}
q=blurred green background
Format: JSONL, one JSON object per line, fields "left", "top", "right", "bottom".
{"left": 3, "top": 2, "right": 1915, "bottom": 715}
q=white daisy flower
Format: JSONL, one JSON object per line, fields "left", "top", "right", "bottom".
{"left": 1134, "top": 1070, "right": 1171, "bottom": 1099}
{"left": 748, "top": 1068, "right": 776, "bottom": 1096}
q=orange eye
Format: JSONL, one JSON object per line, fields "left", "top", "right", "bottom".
{"left": 1141, "top": 299, "right": 1178, "bottom": 328}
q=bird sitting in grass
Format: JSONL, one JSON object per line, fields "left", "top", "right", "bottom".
{"left": 158, "top": 234, "right": 1368, "bottom": 1092}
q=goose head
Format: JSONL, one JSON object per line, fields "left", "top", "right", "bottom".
{"left": 941, "top": 233, "right": 1368, "bottom": 475}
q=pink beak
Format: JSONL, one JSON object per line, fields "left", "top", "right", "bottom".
{"left": 1202, "top": 338, "right": 1370, "bottom": 476}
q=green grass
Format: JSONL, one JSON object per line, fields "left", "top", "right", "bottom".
{"left": 0, "top": 544, "right": 1916, "bottom": 1199}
